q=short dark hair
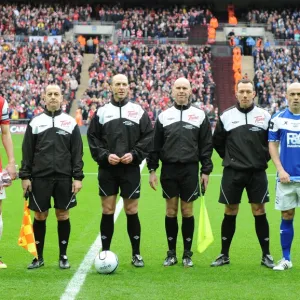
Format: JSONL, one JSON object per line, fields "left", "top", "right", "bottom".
{"left": 236, "top": 79, "right": 255, "bottom": 90}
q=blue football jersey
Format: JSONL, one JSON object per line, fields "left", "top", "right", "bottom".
{"left": 269, "top": 109, "right": 300, "bottom": 178}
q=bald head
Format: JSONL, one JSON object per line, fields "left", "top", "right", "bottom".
{"left": 287, "top": 81, "right": 300, "bottom": 114}
{"left": 172, "top": 77, "right": 192, "bottom": 105}
{"left": 287, "top": 82, "right": 300, "bottom": 94}
{"left": 112, "top": 74, "right": 128, "bottom": 85}
{"left": 174, "top": 77, "right": 191, "bottom": 89}
{"left": 111, "top": 74, "right": 129, "bottom": 102}
{"left": 45, "top": 84, "right": 62, "bottom": 94}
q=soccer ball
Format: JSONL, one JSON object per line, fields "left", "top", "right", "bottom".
{"left": 94, "top": 250, "right": 119, "bottom": 274}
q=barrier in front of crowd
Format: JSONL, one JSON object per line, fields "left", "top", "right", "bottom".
{"left": 117, "top": 37, "right": 189, "bottom": 45}
{"left": 269, "top": 39, "right": 300, "bottom": 47}
{"left": 29, "top": 35, "right": 62, "bottom": 44}
{"left": 0, "top": 35, "right": 64, "bottom": 46}
{"left": 0, "top": 120, "right": 28, "bottom": 134}
{"left": 218, "top": 22, "right": 267, "bottom": 29}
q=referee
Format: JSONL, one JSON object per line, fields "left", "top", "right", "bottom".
{"left": 147, "top": 77, "right": 213, "bottom": 267}
{"left": 211, "top": 79, "right": 274, "bottom": 268}
{"left": 87, "top": 74, "right": 153, "bottom": 267}
{"left": 20, "top": 84, "right": 84, "bottom": 269}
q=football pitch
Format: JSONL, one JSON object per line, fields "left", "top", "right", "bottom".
{"left": 1, "top": 135, "right": 300, "bottom": 300}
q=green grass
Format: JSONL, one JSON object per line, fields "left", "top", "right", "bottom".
{"left": 1, "top": 135, "right": 300, "bottom": 300}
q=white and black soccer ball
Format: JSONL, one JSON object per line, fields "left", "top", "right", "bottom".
{"left": 94, "top": 250, "right": 119, "bottom": 274}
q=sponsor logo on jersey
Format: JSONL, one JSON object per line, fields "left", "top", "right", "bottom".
{"left": 188, "top": 114, "right": 199, "bottom": 121}
{"left": 232, "top": 121, "right": 239, "bottom": 124}
{"left": 287, "top": 132, "right": 300, "bottom": 147}
{"left": 60, "top": 120, "right": 71, "bottom": 127}
{"left": 38, "top": 125, "right": 47, "bottom": 128}
{"left": 128, "top": 110, "right": 138, "bottom": 118}
{"left": 105, "top": 115, "right": 113, "bottom": 119}
{"left": 123, "top": 121, "right": 134, "bottom": 126}
{"left": 254, "top": 115, "right": 265, "bottom": 124}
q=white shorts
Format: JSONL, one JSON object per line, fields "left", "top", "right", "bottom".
{"left": 275, "top": 182, "right": 300, "bottom": 211}
{"left": 0, "top": 187, "right": 6, "bottom": 200}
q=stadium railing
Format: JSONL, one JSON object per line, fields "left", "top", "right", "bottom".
{"left": 10, "top": 119, "right": 29, "bottom": 125}
{"left": 217, "top": 22, "right": 268, "bottom": 29}
{"left": 117, "top": 37, "right": 189, "bottom": 45}
{"left": 74, "top": 21, "right": 122, "bottom": 27}
{"left": 269, "top": 39, "right": 300, "bottom": 47}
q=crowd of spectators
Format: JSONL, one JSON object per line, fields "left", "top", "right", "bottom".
{"left": 0, "top": 39, "right": 83, "bottom": 119}
{"left": 93, "top": 4, "right": 214, "bottom": 39}
{"left": 0, "top": 4, "right": 92, "bottom": 36}
{"left": 253, "top": 46, "right": 300, "bottom": 114}
{"left": 0, "top": 3, "right": 219, "bottom": 124}
{"left": 0, "top": 3, "right": 216, "bottom": 39}
{"left": 246, "top": 8, "right": 300, "bottom": 41}
{"left": 79, "top": 42, "right": 217, "bottom": 124}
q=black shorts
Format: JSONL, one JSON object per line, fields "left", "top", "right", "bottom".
{"left": 29, "top": 178, "right": 76, "bottom": 212}
{"left": 98, "top": 165, "right": 141, "bottom": 199}
{"left": 219, "top": 167, "right": 269, "bottom": 205}
{"left": 160, "top": 163, "right": 199, "bottom": 202}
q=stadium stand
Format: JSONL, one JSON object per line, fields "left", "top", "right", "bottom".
{"left": 0, "top": 4, "right": 92, "bottom": 36}
{"left": 246, "top": 8, "right": 300, "bottom": 42}
{"left": 252, "top": 46, "right": 300, "bottom": 114}
{"left": 79, "top": 43, "right": 216, "bottom": 123}
{"left": 0, "top": 39, "right": 83, "bottom": 119}
{"left": 0, "top": 3, "right": 224, "bottom": 125}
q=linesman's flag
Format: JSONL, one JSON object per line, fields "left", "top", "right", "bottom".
{"left": 18, "top": 194, "right": 37, "bottom": 258}
{"left": 197, "top": 184, "right": 214, "bottom": 253}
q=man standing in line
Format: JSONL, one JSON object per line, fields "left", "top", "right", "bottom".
{"left": 20, "top": 84, "right": 84, "bottom": 269}
{"left": 269, "top": 82, "right": 300, "bottom": 271}
{"left": 0, "top": 96, "right": 17, "bottom": 269}
{"left": 211, "top": 79, "right": 275, "bottom": 268}
{"left": 87, "top": 74, "right": 153, "bottom": 267}
{"left": 147, "top": 77, "right": 213, "bottom": 267}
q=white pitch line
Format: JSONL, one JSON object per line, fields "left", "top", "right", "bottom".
{"left": 60, "top": 160, "right": 146, "bottom": 300}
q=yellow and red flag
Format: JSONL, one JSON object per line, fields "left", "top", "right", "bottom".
{"left": 18, "top": 199, "right": 37, "bottom": 258}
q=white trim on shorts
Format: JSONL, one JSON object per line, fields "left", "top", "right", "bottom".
{"left": 128, "top": 182, "right": 141, "bottom": 199}
{"left": 99, "top": 185, "right": 108, "bottom": 196}
{"left": 221, "top": 184, "right": 229, "bottom": 204}
{"left": 31, "top": 191, "right": 42, "bottom": 212}
{"left": 65, "top": 193, "right": 76, "bottom": 210}
{"left": 186, "top": 182, "right": 199, "bottom": 202}
{"left": 260, "top": 189, "right": 269, "bottom": 203}
{"left": 162, "top": 188, "right": 171, "bottom": 199}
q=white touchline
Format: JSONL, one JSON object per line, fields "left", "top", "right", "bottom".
{"left": 60, "top": 160, "right": 146, "bottom": 300}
